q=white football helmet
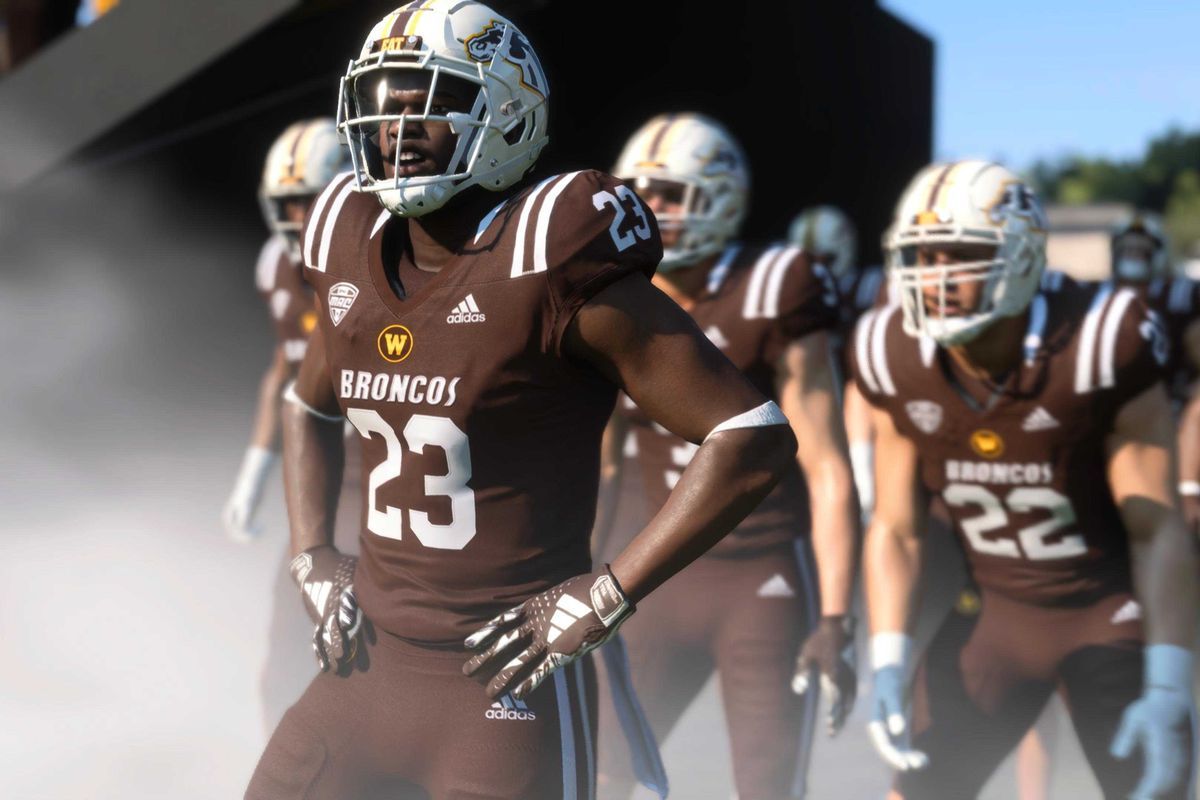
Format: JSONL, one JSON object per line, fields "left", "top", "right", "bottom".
{"left": 788, "top": 205, "right": 857, "bottom": 279}
{"left": 885, "top": 160, "right": 1048, "bottom": 345}
{"left": 338, "top": 0, "right": 549, "bottom": 217}
{"left": 613, "top": 113, "right": 749, "bottom": 271}
{"left": 260, "top": 118, "right": 349, "bottom": 257}
{"left": 1111, "top": 210, "right": 1169, "bottom": 281}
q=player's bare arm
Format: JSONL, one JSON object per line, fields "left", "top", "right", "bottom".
{"left": 863, "top": 402, "right": 930, "bottom": 773}
{"left": 279, "top": 326, "right": 360, "bottom": 672}
{"left": 781, "top": 330, "right": 862, "bottom": 734}
{"left": 462, "top": 273, "right": 795, "bottom": 700}
{"left": 1106, "top": 382, "right": 1198, "bottom": 646}
{"left": 565, "top": 273, "right": 797, "bottom": 601}
{"left": 1105, "top": 381, "right": 1199, "bottom": 796}
{"left": 222, "top": 346, "right": 294, "bottom": 542}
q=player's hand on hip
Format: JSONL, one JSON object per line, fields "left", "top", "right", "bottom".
{"left": 866, "top": 633, "right": 928, "bottom": 772}
{"left": 463, "top": 566, "right": 634, "bottom": 701}
{"left": 289, "top": 545, "right": 363, "bottom": 672}
{"left": 1111, "top": 644, "right": 1196, "bottom": 800}
{"left": 222, "top": 446, "right": 276, "bottom": 543}
{"left": 793, "top": 614, "right": 858, "bottom": 736}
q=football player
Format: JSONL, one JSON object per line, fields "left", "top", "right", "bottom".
{"left": 225, "top": 119, "right": 361, "bottom": 731}
{"left": 244, "top": 4, "right": 797, "bottom": 799}
{"left": 788, "top": 204, "right": 889, "bottom": 520}
{"left": 1107, "top": 212, "right": 1200, "bottom": 527}
{"left": 593, "top": 114, "right": 859, "bottom": 800}
{"left": 222, "top": 118, "right": 348, "bottom": 543}
{"left": 853, "top": 159, "right": 1198, "bottom": 799}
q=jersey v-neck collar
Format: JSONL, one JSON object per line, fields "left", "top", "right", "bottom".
{"left": 366, "top": 198, "right": 510, "bottom": 319}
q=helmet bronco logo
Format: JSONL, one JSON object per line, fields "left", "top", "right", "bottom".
{"left": 969, "top": 429, "right": 1005, "bottom": 459}
{"left": 989, "top": 182, "right": 1047, "bottom": 230}
{"left": 464, "top": 21, "right": 546, "bottom": 98}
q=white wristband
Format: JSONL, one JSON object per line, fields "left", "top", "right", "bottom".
{"left": 870, "top": 632, "right": 913, "bottom": 670}
{"left": 702, "top": 400, "right": 788, "bottom": 444}
{"left": 1145, "top": 644, "right": 1194, "bottom": 692}
{"left": 849, "top": 440, "right": 875, "bottom": 512}
{"left": 1179, "top": 481, "right": 1200, "bottom": 498}
{"left": 232, "top": 446, "right": 276, "bottom": 503}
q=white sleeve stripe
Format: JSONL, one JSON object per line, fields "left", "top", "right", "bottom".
{"left": 1099, "top": 287, "right": 1138, "bottom": 389}
{"left": 761, "top": 246, "right": 800, "bottom": 319}
{"left": 1074, "top": 283, "right": 1114, "bottom": 394}
{"left": 304, "top": 172, "right": 354, "bottom": 268}
{"left": 316, "top": 180, "right": 357, "bottom": 274}
{"left": 742, "top": 246, "right": 783, "bottom": 318}
{"left": 871, "top": 304, "right": 899, "bottom": 396}
{"left": 255, "top": 235, "right": 286, "bottom": 292}
{"left": 533, "top": 171, "right": 585, "bottom": 274}
{"left": 370, "top": 209, "right": 390, "bottom": 239}
{"left": 854, "top": 309, "right": 882, "bottom": 395}
{"left": 510, "top": 175, "right": 560, "bottom": 278}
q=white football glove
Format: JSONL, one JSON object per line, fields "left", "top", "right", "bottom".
{"left": 1111, "top": 644, "right": 1195, "bottom": 800}
{"left": 222, "top": 446, "right": 276, "bottom": 543}
{"left": 866, "top": 633, "right": 928, "bottom": 772}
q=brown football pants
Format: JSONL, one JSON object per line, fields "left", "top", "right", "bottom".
{"left": 896, "top": 587, "right": 1193, "bottom": 800}
{"left": 246, "top": 629, "right": 598, "bottom": 800}
{"left": 597, "top": 540, "right": 819, "bottom": 800}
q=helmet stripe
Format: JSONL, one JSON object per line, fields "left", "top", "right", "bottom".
{"left": 646, "top": 115, "right": 677, "bottom": 163}
{"left": 404, "top": 0, "right": 437, "bottom": 35}
{"left": 924, "top": 162, "right": 957, "bottom": 213}
{"left": 289, "top": 122, "right": 320, "bottom": 183}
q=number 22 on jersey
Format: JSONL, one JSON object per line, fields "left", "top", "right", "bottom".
{"left": 944, "top": 483, "right": 1085, "bottom": 561}
{"left": 347, "top": 409, "right": 477, "bottom": 550}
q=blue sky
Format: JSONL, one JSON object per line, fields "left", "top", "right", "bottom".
{"left": 881, "top": 1, "right": 1200, "bottom": 170}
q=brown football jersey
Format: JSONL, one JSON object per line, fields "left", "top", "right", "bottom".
{"left": 852, "top": 281, "right": 1167, "bottom": 605}
{"left": 255, "top": 234, "right": 319, "bottom": 364}
{"left": 298, "top": 170, "right": 661, "bottom": 645}
{"left": 621, "top": 243, "right": 839, "bottom": 556}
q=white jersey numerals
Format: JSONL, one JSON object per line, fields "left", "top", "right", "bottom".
{"left": 347, "top": 409, "right": 476, "bottom": 550}
{"left": 592, "top": 186, "right": 652, "bottom": 252}
{"left": 944, "top": 483, "right": 1085, "bottom": 561}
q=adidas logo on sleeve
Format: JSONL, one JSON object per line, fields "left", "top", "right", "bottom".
{"left": 447, "top": 294, "right": 486, "bottom": 324}
{"left": 484, "top": 694, "right": 537, "bottom": 721}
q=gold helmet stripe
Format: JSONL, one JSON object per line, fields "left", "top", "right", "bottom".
{"left": 289, "top": 122, "right": 322, "bottom": 183}
{"left": 924, "top": 162, "right": 958, "bottom": 213}
{"left": 647, "top": 114, "right": 677, "bottom": 163}
{"left": 404, "top": 0, "right": 437, "bottom": 35}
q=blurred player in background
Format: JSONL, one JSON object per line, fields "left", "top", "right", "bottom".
{"left": 1014, "top": 211, "right": 1200, "bottom": 800}
{"left": 245, "top": 4, "right": 798, "bottom": 798}
{"left": 788, "top": 204, "right": 883, "bottom": 521}
{"left": 854, "top": 159, "right": 1197, "bottom": 799}
{"left": 1106, "top": 212, "right": 1200, "bottom": 525}
{"left": 594, "top": 113, "right": 859, "bottom": 800}
{"left": 223, "top": 117, "right": 359, "bottom": 731}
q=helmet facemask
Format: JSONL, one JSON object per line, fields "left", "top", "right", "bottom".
{"left": 890, "top": 222, "right": 1043, "bottom": 346}
{"left": 1111, "top": 229, "right": 1164, "bottom": 282}
{"left": 338, "top": 24, "right": 547, "bottom": 218}
{"left": 631, "top": 174, "right": 742, "bottom": 271}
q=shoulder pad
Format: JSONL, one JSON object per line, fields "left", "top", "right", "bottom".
{"left": 852, "top": 303, "right": 904, "bottom": 397}
{"left": 1073, "top": 284, "right": 1161, "bottom": 393}
{"left": 508, "top": 170, "right": 661, "bottom": 279}
{"left": 301, "top": 172, "right": 358, "bottom": 273}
